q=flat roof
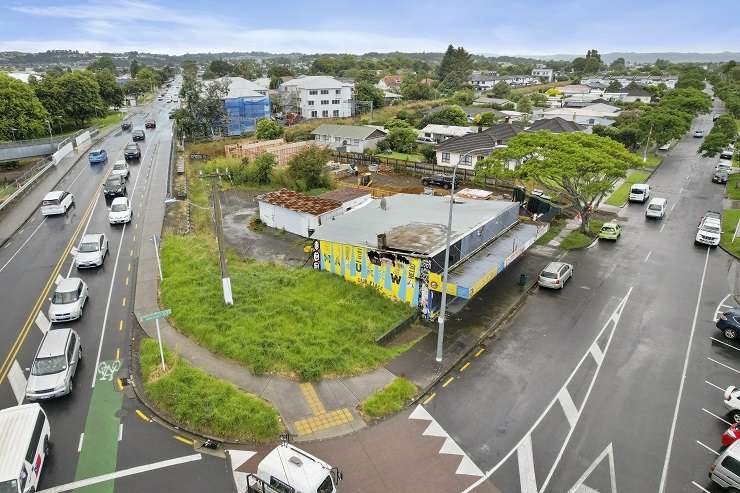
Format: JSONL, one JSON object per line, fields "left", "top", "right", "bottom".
{"left": 320, "top": 188, "right": 372, "bottom": 203}
{"left": 312, "top": 193, "right": 518, "bottom": 255}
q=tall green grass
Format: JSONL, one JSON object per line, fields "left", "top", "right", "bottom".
{"left": 362, "top": 378, "right": 417, "bottom": 419}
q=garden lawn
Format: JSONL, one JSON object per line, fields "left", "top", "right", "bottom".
{"left": 727, "top": 173, "right": 740, "bottom": 201}
{"left": 606, "top": 171, "right": 650, "bottom": 206}
{"left": 720, "top": 209, "right": 740, "bottom": 258}
{"left": 641, "top": 153, "right": 663, "bottom": 169}
{"left": 361, "top": 378, "right": 417, "bottom": 419}
{"left": 559, "top": 219, "right": 604, "bottom": 250}
{"left": 160, "top": 235, "right": 417, "bottom": 380}
{"left": 139, "top": 339, "right": 282, "bottom": 442}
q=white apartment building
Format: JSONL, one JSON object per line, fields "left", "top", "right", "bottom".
{"left": 278, "top": 75, "right": 354, "bottom": 120}
{"left": 531, "top": 68, "right": 555, "bottom": 82}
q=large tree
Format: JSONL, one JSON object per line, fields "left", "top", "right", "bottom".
{"left": 93, "top": 69, "right": 124, "bottom": 108}
{"left": 490, "top": 81, "right": 511, "bottom": 98}
{"left": 129, "top": 59, "right": 140, "bottom": 78}
{"left": 378, "top": 126, "right": 418, "bottom": 154}
{"left": 400, "top": 77, "right": 434, "bottom": 100}
{"left": 477, "top": 132, "right": 642, "bottom": 232}
{"left": 56, "top": 71, "right": 104, "bottom": 126}
{"left": 175, "top": 75, "right": 229, "bottom": 139}
{"left": 437, "top": 44, "right": 473, "bottom": 92}
{"left": 421, "top": 105, "right": 468, "bottom": 127}
{"left": 286, "top": 146, "right": 332, "bottom": 191}
{"left": 0, "top": 73, "right": 49, "bottom": 140}
{"left": 354, "top": 82, "right": 385, "bottom": 110}
{"left": 207, "top": 59, "right": 233, "bottom": 78}
{"left": 87, "top": 56, "right": 117, "bottom": 73}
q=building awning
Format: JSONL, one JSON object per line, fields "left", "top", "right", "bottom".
{"left": 428, "top": 222, "right": 546, "bottom": 299}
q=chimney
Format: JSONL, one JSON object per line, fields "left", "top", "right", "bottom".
{"left": 377, "top": 233, "right": 387, "bottom": 250}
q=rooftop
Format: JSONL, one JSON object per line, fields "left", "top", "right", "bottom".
{"left": 320, "top": 188, "right": 372, "bottom": 203}
{"left": 208, "top": 76, "right": 266, "bottom": 99}
{"left": 421, "top": 124, "right": 475, "bottom": 137}
{"left": 437, "top": 123, "right": 521, "bottom": 154}
{"left": 312, "top": 193, "right": 518, "bottom": 256}
{"left": 311, "top": 124, "right": 386, "bottom": 141}
{"left": 281, "top": 75, "right": 353, "bottom": 90}
{"left": 259, "top": 189, "right": 341, "bottom": 216}
{"left": 527, "top": 117, "right": 585, "bottom": 133}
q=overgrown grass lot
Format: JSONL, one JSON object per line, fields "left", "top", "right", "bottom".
{"left": 361, "top": 378, "right": 417, "bottom": 419}
{"left": 160, "top": 235, "right": 416, "bottom": 380}
{"left": 139, "top": 339, "right": 282, "bottom": 442}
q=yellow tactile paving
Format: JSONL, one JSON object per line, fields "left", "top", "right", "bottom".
{"left": 299, "top": 382, "right": 326, "bottom": 415}
{"left": 293, "top": 408, "right": 354, "bottom": 436}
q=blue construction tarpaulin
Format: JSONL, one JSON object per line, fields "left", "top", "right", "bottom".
{"left": 223, "top": 96, "right": 271, "bottom": 136}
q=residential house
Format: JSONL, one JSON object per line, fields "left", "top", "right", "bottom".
{"left": 376, "top": 75, "right": 404, "bottom": 92}
{"left": 526, "top": 117, "right": 587, "bottom": 133}
{"left": 622, "top": 86, "right": 653, "bottom": 103}
{"left": 382, "top": 91, "right": 403, "bottom": 105}
{"left": 311, "top": 124, "right": 387, "bottom": 152}
{"left": 311, "top": 193, "right": 547, "bottom": 319}
{"left": 603, "top": 87, "right": 629, "bottom": 102}
{"left": 257, "top": 189, "right": 344, "bottom": 237}
{"left": 207, "top": 76, "right": 271, "bottom": 136}
{"left": 473, "top": 97, "right": 515, "bottom": 107}
{"left": 560, "top": 84, "right": 592, "bottom": 96}
{"left": 278, "top": 75, "right": 354, "bottom": 120}
{"left": 469, "top": 71, "right": 500, "bottom": 92}
{"left": 435, "top": 123, "right": 521, "bottom": 170}
{"left": 531, "top": 67, "right": 555, "bottom": 82}
{"left": 562, "top": 94, "right": 604, "bottom": 108}
{"left": 421, "top": 124, "right": 475, "bottom": 143}
{"left": 540, "top": 104, "right": 620, "bottom": 127}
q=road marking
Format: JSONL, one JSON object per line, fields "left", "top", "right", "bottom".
{"left": 118, "top": 423, "right": 123, "bottom": 442}
{"left": 18, "top": 228, "right": 24, "bottom": 235}
{"left": 174, "top": 435, "right": 194, "bottom": 446}
{"left": 713, "top": 294, "right": 735, "bottom": 322}
{"left": 39, "top": 454, "right": 202, "bottom": 493}
{"left": 116, "top": 378, "right": 124, "bottom": 391}
{"left": 670, "top": 203, "right": 676, "bottom": 212}
{"left": 558, "top": 389, "right": 579, "bottom": 428}
{"left": 128, "top": 263, "right": 131, "bottom": 272}
{"left": 119, "top": 320, "right": 123, "bottom": 332}
{"left": 708, "top": 357, "right": 740, "bottom": 374}
{"left": 130, "top": 249, "right": 133, "bottom": 256}
{"left": 589, "top": 342, "right": 604, "bottom": 365}
{"left": 78, "top": 433, "right": 84, "bottom": 453}
{"left": 0, "top": 217, "right": 47, "bottom": 275}
{"left": 705, "top": 380, "right": 725, "bottom": 392}
{"left": 122, "top": 297, "right": 126, "bottom": 307}
{"left": 35, "top": 311, "right": 50, "bottom": 334}
{"left": 115, "top": 348, "right": 120, "bottom": 361}
{"left": 696, "top": 440, "right": 720, "bottom": 455}
{"left": 702, "top": 408, "right": 732, "bottom": 425}
{"left": 8, "top": 360, "right": 26, "bottom": 405}
{"left": 711, "top": 337, "right": 740, "bottom": 352}
{"left": 644, "top": 251, "right": 652, "bottom": 263}
{"left": 3, "top": 242, "right": 10, "bottom": 249}
{"left": 423, "top": 393, "right": 436, "bottom": 405}
{"left": 135, "top": 223, "right": 138, "bottom": 230}
{"left": 658, "top": 247, "right": 711, "bottom": 493}
{"left": 692, "top": 481, "right": 712, "bottom": 493}
{"left": 55, "top": 274, "right": 63, "bottom": 285}
{"left": 133, "top": 234, "right": 136, "bottom": 242}
{"left": 125, "top": 276, "right": 129, "bottom": 286}
{"left": 567, "top": 443, "right": 617, "bottom": 493}
{"left": 474, "top": 348, "right": 485, "bottom": 357}
{"left": 442, "top": 377, "right": 454, "bottom": 388}
{"left": 135, "top": 409, "right": 150, "bottom": 422}
{"left": 460, "top": 362, "right": 470, "bottom": 372}
{"left": 659, "top": 223, "right": 666, "bottom": 232}
{"left": 517, "top": 434, "right": 537, "bottom": 493}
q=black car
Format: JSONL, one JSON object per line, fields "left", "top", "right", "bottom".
{"left": 123, "top": 143, "right": 141, "bottom": 161}
{"left": 713, "top": 170, "right": 729, "bottom": 184}
{"left": 717, "top": 308, "right": 740, "bottom": 339}
{"left": 168, "top": 109, "right": 177, "bottom": 120}
{"left": 145, "top": 119, "right": 156, "bottom": 129}
{"left": 421, "top": 174, "right": 458, "bottom": 190}
{"left": 132, "top": 130, "right": 145, "bottom": 141}
{"left": 103, "top": 175, "right": 127, "bottom": 197}
{"left": 121, "top": 120, "right": 132, "bottom": 131}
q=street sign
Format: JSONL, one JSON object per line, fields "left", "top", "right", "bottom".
{"left": 142, "top": 309, "right": 171, "bottom": 322}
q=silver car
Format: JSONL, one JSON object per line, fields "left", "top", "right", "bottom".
{"left": 25, "top": 328, "right": 82, "bottom": 400}
{"left": 538, "top": 261, "right": 574, "bottom": 290}
{"left": 710, "top": 440, "right": 740, "bottom": 489}
{"left": 48, "top": 277, "right": 88, "bottom": 322}
{"left": 74, "top": 233, "right": 108, "bottom": 268}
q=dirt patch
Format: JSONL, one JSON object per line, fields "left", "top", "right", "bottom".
{"left": 219, "top": 188, "right": 309, "bottom": 266}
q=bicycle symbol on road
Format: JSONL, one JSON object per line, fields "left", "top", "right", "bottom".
{"left": 97, "top": 360, "right": 122, "bottom": 382}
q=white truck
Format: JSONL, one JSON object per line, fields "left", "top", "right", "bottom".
{"left": 243, "top": 443, "right": 342, "bottom": 493}
{"left": 0, "top": 403, "right": 51, "bottom": 493}
{"left": 696, "top": 211, "right": 722, "bottom": 246}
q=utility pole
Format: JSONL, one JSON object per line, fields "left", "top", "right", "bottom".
{"left": 643, "top": 122, "right": 653, "bottom": 163}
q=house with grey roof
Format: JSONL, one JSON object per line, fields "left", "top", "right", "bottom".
{"left": 311, "top": 124, "right": 387, "bottom": 153}
{"left": 622, "top": 86, "right": 653, "bottom": 103}
{"left": 527, "top": 117, "right": 587, "bottom": 133}
{"left": 435, "top": 123, "right": 522, "bottom": 170}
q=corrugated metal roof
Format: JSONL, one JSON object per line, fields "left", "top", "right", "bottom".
{"left": 259, "top": 189, "right": 341, "bottom": 216}
{"left": 0, "top": 404, "right": 43, "bottom": 481}
{"left": 422, "top": 125, "right": 475, "bottom": 137}
{"left": 311, "top": 124, "right": 385, "bottom": 141}
{"left": 280, "top": 75, "right": 352, "bottom": 90}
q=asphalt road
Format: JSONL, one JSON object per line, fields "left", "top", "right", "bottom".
{"left": 421, "top": 93, "right": 738, "bottom": 493}
{"left": 0, "top": 85, "right": 232, "bottom": 492}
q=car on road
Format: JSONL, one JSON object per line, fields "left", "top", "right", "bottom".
{"left": 598, "top": 222, "right": 622, "bottom": 240}
{"left": 722, "top": 423, "right": 740, "bottom": 447}
{"left": 25, "top": 328, "right": 81, "bottom": 401}
{"left": 103, "top": 174, "right": 127, "bottom": 197}
{"left": 416, "top": 136, "right": 435, "bottom": 144}
{"left": 645, "top": 197, "right": 668, "bottom": 219}
{"left": 145, "top": 119, "right": 156, "bottom": 129}
{"left": 710, "top": 440, "right": 740, "bottom": 489}
{"left": 48, "top": 277, "right": 88, "bottom": 323}
{"left": 111, "top": 160, "right": 129, "bottom": 180}
{"left": 628, "top": 183, "right": 651, "bottom": 203}
{"left": 717, "top": 308, "right": 740, "bottom": 340}
{"left": 121, "top": 120, "right": 132, "bottom": 131}
{"left": 168, "top": 110, "right": 176, "bottom": 119}
{"left": 714, "top": 170, "right": 730, "bottom": 184}
{"left": 124, "top": 143, "right": 141, "bottom": 161}
{"left": 696, "top": 211, "right": 722, "bottom": 246}
{"left": 109, "top": 197, "right": 132, "bottom": 224}
{"left": 721, "top": 149, "right": 735, "bottom": 161}
{"left": 40, "top": 191, "right": 74, "bottom": 216}
{"left": 421, "top": 174, "right": 458, "bottom": 189}
{"left": 694, "top": 129, "right": 705, "bottom": 138}
{"left": 74, "top": 233, "right": 108, "bottom": 268}
{"left": 538, "top": 261, "right": 573, "bottom": 290}
{"left": 717, "top": 162, "right": 733, "bottom": 174}
{"left": 88, "top": 148, "right": 107, "bottom": 164}
{"left": 132, "top": 129, "right": 145, "bottom": 141}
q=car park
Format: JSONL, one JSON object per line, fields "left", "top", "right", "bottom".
{"left": 598, "top": 222, "right": 622, "bottom": 240}
{"left": 40, "top": 191, "right": 74, "bottom": 216}
{"left": 111, "top": 160, "right": 129, "bottom": 179}
{"left": 145, "top": 119, "right": 156, "bottom": 129}
{"left": 121, "top": 120, "right": 132, "bottom": 131}
{"left": 25, "top": 328, "right": 81, "bottom": 401}
{"left": 694, "top": 129, "right": 704, "bottom": 138}
{"left": 0, "top": 403, "right": 51, "bottom": 492}
{"left": 109, "top": 197, "right": 132, "bottom": 224}
{"left": 696, "top": 211, "right": 722, "bottom": 246}
{"left": 538, "top": 261, "right": 573, "bottom": 290}
{"left": 124, "top": 143, "right": 141, "bottom": 161}
{"left": 74, "top": 233, "right": 108, "bottom": 268}
{"left": 646, "top": 197, "right": 668, "bottom": 218}
{"left": 48, "top": 277, "right": 88, "bottom": 322}
{"left": 103, "top": 174, "right": 127, "bottom": 197}
{"left": 717, "top": 308, "right": 740, "bottom": 340}
{"left": 713, "top": 170, "right": 730, "bottom": 184}
{"left": 132, "top": 129, "right": 145, "bottom": 141}
{"left": 421, "top": 174, "right": 458, "bottom": 189}
{"left": 628, "top": 183, "right": 651, "bottom": 203}
{"left": 710, "top": 440, "right": 740, "bottom": 489}
{"left": 87, "top": 148, "right": 107, "bottom": 164}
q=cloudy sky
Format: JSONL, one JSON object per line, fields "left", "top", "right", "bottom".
{"left": 1, "top": 0, "right": 739, "bottom": 55}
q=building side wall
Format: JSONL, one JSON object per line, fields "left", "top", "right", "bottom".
{"left": 223, "top": 96, "right": 271, "bottom": 136}
{"left": 258, "top": 202, "right": 312, "bottom": 237}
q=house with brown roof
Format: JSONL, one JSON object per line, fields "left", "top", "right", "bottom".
{"left": 257, "top": 189, "right": 345, "bottom": 237}
{"left": 376, "top": 75, "right": 404, "bottom": 91}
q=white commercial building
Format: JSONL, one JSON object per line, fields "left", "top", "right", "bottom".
{"left": 278, "top": 75, "right": 354, "bottom": 120}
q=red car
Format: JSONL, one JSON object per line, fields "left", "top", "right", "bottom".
{"left": 722, "top": 423, "right": 740, "bottom": 447}
{"left": 145, "top": 119, "right": 156, "bottom": 129}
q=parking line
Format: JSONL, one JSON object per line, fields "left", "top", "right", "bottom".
{"left": 442, "top": 377, "right": 454, "bottom": 388}
{"left": 702, "top": 408, "right": 732, "bottom": 426}
{"left": 708, "top": 357, "right": 740, "bottom": 374}
{"left": 118, "top": 423, "right": 123, "bottom": 442}
{"left": 128, "top": 263, "right": 131, "bottom": 272}
{"left": 696, "top": 440, "right": 720, "bottom": 455}
{"left": 705, "top": 380, "right": 725, "bottom": 392}
{"left": 711, "top": 337, "right": 740, "bottom": 353}
{"left": 474, "top": 348, "right": 485, "bottom": 357}
{"left": 423, "top": 393, "right": 436, "bottom": 405}
{"left": 130, "top": 249, "right": 133, "bottom": 256}
{"left": 517, "top": 435, "right": 537, "bottom": 493}
{"left": 115, "top": 348, "right": 120, "bottom": 361}
{"left": 644, "top": 251, "right": 652, "bottom": 263}
{"left": 125, "top": 276, "right": 129, "bottom": 286}
{"left": 122, "top": 297, "right": 126, "bottom": 307}
{"left": 659, "top": 223, "right": 666, "bottom": 233}
{"left": 119, "top": 320, "right": 123, "bottom": 332}
{"left": 460, "top": 362, "right": 470, "bottom": 372}
{"left": 692, "top": 481, "right": 711, "bottom": 493}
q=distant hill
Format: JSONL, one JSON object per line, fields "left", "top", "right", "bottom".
{"left": 539, "top": 52, "right": 740, "bottom": 64}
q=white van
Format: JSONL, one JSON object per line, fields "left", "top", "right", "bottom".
{"left": 40, "top": 191, "right": 74, "bottom": 216}
{"left": 646, "top": 197, "right": 668, "bottom": 219}
{"left": 629, "top": 184, "right": 651, "bottom": 203}
{"left": 0, "top": 404, "right": 51, "bottom": 493}
{"left": 245, "top": 443, "right": 342, "bottom": 493}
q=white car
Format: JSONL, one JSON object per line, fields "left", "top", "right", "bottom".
{"left": 694, "top": 129, "right": 704, "bottom": 138}
{"left": 724, "top": 386, "right": 740, "bottom": 422}
{"left": 695, "top": 211, "right": 722, "bottom": 246}
{"left": 111, "top": 160, "right": 129, "bottom": 180}
{"left": 48, "top": 277, "right": 88, "bottom": 322}
{"left": 109, "top": 197, "right": 132, "bottom": 224}
{"left": 538, "top": 261, "right": 573, "bottom": 290}
{"left": 40, "top": 191, "right": 74, "bottom": 216}
{"left": 628, "top": 184, "right": 651, "bottom": 203}
{"left": 74, "top": 233, "right": 109, "bottom": 268}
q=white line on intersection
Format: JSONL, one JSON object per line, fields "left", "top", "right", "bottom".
{"left": 692, "top": 481, "right": 711, "bottom": 493}
{"left": 77, "top": 433, "right": 84, "bottom": 453}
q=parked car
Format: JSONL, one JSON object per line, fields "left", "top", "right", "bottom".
{"left": 717, "top": 308, "right": 740, "bottom": 340}
{"left": 124, "top": 143, "right": 141, "bottom": 161}
{"left": 168, "top": 110, "right": 177, "bottom": 119}
{"left": 40, "top": 191, "right": 74, "bottom": 216}
{"left": 538, "top": 261, "right": 573, "bottom": 290}
{"left": 717, "top": 162, "right": 734, "bottom": 173}
{"left": 132, "top": 129, "right": 145, "bottom": 141}
{"left": 694, "top": 129, "right": 705, "bottom": 138}
{"left": 710, "top": 440, "right": 740, "bottom": 489}
{"left": 722, "top": 423, "right": 740, "bottom": 448}
{"left": 111, "top": 160, "right": 129, "bottom": 180}
{"left": 629, "top": 184, "right": 651, "bottom": 203}
{"left": 145, "top": 119, "right": 156, "bottom": 129}
{"left": 109, "top": 197, "right": 132, "bottom": 224}
{"left": 646, "top": 197, "right": 668, "bottom": 219}
{"left": 121, "top": 120, "right": 132, "bottom": 131}
{"left": 725, "top": 386, "right": 740, "bottom": 423}
{"left": 714, "top": 114, "right": 720, "bottom": 122}
{"left": 421, "top": 175, "right": 458, "bottom": 190}
{"left": 416, "top": 136, "right": 435, "bottom": 144}
{"left": 74, "top": 233, "right": 108, "bottom": 268}
{"left": 696, "top": 211, "right": 722, "bottom": 246}
{"left": 721, "top": 149, "right": 735, "bottom": 161}
{"left": 25, "top": 328, "right": 82, "bottom": 401}
{"left": 598, "top": 222, "right": 623, "bottom": 240}
{"left": 714, "top": 170, "right": 730, "bottom": 184}
{"left": 88, "top": 149, "right": 107, "bottom": 164}
{"left": 48, "top": 277, "right": 88, "bottom": 322}
{"left": 103, "top": 174, "right": 127, "bottom": 197}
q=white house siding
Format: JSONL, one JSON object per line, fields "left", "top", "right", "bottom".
{"left": 313, "top": 134, "right": 384, "bottom": 153}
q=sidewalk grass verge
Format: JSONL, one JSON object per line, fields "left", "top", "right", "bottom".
{"left": 535, "top": 217, "right": 565, "bottom": 246}
{"left": 721, "top": 209, "right": 740, "bottom": 258}
{"left": 641, "top": 153, "right": 663, "bottom": 169}
{"left": 361, "top": 377, "right": 417, "bottom": 419}
{"left": 160, "top": 235, "right": 417, "bottom": 380}
{"left": 560, "top": 219, "right": 604, "bottom": 250}
{"left": 139, "top": 338, "right": 282, "bottom": 442}
{"left": 606, "top": 171, "right": 650, "bottom": 207}
{"left": 727, "top": 173, "right": 740, "bottom": 201}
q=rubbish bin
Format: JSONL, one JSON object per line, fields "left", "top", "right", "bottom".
{"left": 519, "top": 273, "right": 528, "bottom": 286}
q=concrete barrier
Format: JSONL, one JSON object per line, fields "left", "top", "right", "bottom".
{"left": 51, "top": 142, "right": 73, "bottom": 166}
{"left": 74, "top": 131, "right": 91, "bottom": 148}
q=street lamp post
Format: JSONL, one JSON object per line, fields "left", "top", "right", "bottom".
{"left": 435, "top": 146, "right": 499, "bottom": 363}
{"left": 44, "top": 119, "right": 53, "bottom": 142}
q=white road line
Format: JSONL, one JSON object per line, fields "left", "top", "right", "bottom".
{"left": 692, "top": 481, "right": 712, "bottom": 493}
{"left": 3, "top": 242, "right": 11, "bottom": 249}
{"left": 670, "top": 203, "right": 676, "bottom": 212}
{"left": 38, "top": 453, "right": 202, "bottom": 493}
{"left": 679, "top": 187, "right": 684, "bottom": 194}
{"left": 0, "top": 218, "right": 47, "bottom": 275}
{"left": 567, "top": 443, "right": 617, "bottom": 493}
{"left": 590, "top": 342, "right": 604, "bottom": 365}
{"left": 558, "top": 389, "right": 579, "bottom": 428}
{"left": 8, "top": 360, "right": 26, "bottom": 405}
{"left": 644, "top": 251, "right": 652, "bottom": 263}
{"left": 702, "top": 408, "right": 732, "bottom": 426}
{"left": 708, "top": 357, "right": 740, "bottom": 374}
{"left": 77, "top": 433, "right": 84, "bottom": 453}
{"left": 35, "top": 311, "right": 50, "bottom": 334}
{"left": 658, "top": 247, "right": 710, "bottom": 493}
{"left": 711, "top": 337, "right": 740, "bottom": 353}
{"left": 659, "top": 223, "right": 666, "bottom": 233}
{"left": 118, "top": 423, "right": 123, "bottom": 442}
{"left": 18, "top": 228, "right": 24, "bottom": 235}
{"left": 705, "top": 380, "right": 725, "bottom": 392}
{"left": 517, "top": 435, "right": 537, "bottom": 493}
{"left": 696, "top": 440, "right": 720, "bottom": 455}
